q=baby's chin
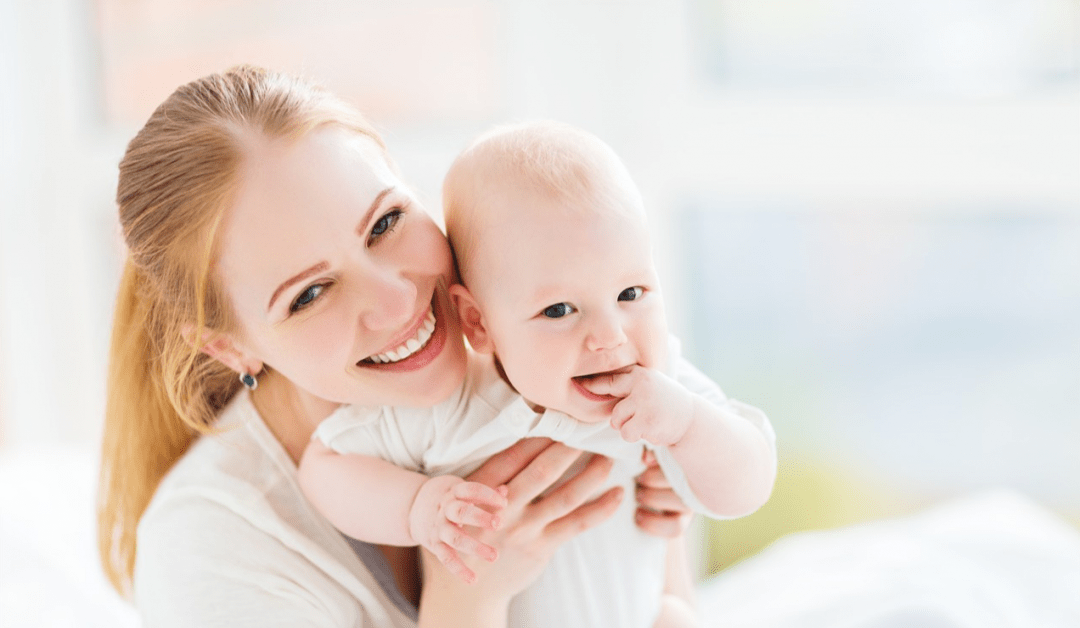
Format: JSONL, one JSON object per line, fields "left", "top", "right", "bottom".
{"left": 548, "top": 399, "right": 615, "bottom": 425}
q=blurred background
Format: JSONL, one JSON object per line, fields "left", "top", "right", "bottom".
{"left": 0, "top": 0, "right": 1077, "bottom": 625}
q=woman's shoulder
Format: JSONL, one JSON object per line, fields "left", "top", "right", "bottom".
{"left": 135, "top": 391, "right": 410, "bottom": 627}
{"left": 150, "top": 391, "right": 292, "bottom": 502}
{"left": 138, "top": 392, "right": 299, "bottom": 554}
{"left": 134, "top": 491, "right": 364, "bottom": 627}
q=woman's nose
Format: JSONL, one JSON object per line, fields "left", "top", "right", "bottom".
{"left": 355, "top": 268, "right": 417, "bottom": 331}
{"left": 585, "top": 312, "right": 628, "bottom": 352}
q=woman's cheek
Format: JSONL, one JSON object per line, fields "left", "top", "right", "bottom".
{"left": 290, "top": 308, "right": 355, "bottom": 371}
{"left": 400, "top": 215, "right": 449, "bottom": 269}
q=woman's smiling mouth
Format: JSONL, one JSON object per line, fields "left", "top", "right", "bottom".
{"left": 365, "top": 309, "right": 436, "bottom": 363}
{"left": 357, "top": 292, "right": 448, "bottom": 372}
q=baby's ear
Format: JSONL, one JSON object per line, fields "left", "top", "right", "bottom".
{"left": 449, "top": 284, "right": 494, "bottom": 354}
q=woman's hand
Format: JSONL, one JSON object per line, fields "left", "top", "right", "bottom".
{"left": 634, "top": 449, "right": 693, "bottom": 538}
{"left": 418, "top": 438, "right": 623, "bottom": 628}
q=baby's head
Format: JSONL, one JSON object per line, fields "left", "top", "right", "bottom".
{"left": 443, "top": 121, "right": 668, "bottom": 423}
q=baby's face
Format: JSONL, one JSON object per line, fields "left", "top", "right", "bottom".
{"left": 469, "top": 188, "right": 668, "bottom": 423}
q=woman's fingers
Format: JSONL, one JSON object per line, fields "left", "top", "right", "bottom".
{"left": 467, "top": 437, "right": 555, "bottom": 488}
{"left": 527, "top": 453, "right": 613, "bottom": 522}
{"left": 544, "top": 485, "right": 624, "bottom": 540}
{"left": 505, "top": 442, "right": 586, "bottom": 505}
{"left": 635, "top": 486, "right": 691, "bottom": 513}
{"left": 633, "top": 449, "right": 692, "bottom": 538}
{"left": 634, "top": 462, "right": 672, "bottom": 490}
{"left": 633, "top": 509, "right": 690, "bottom": 538}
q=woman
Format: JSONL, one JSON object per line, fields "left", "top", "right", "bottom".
{"left": 97, "top": 66, "right": 691, "bottom": 626}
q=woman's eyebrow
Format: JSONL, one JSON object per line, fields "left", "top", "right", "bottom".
{"left": 267, "top": 261, "right": 330, "bottom": 312}
{"left": 266, "top": 187, "right": 395, "bottom": 312}
{"left": 355, "top": 187, "right": 394, "bottom": 236}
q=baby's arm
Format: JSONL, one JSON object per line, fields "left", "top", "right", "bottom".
{"left": 298, "top": 439, "right": 507, "bottom": 583}
{"left": 582, "top": 367, "right": 775, "bottom": 518}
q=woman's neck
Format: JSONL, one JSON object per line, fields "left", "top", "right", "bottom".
{"left": 250, "top": 369, "right": 340, "bottom": 465}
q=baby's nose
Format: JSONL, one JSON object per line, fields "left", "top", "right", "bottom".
{"left": 585, "top": 314, "right": 628, "bottom": 351}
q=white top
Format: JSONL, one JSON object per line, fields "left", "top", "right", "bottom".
{"left": 314, "top": 342, "right": 776, "bottom": 628}
{"left": 134, "top": 390, "right": 417, "bottom": 628}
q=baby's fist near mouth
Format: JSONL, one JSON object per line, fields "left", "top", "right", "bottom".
{"left": 599, "top": 367, "right": 695, "bottom": 446}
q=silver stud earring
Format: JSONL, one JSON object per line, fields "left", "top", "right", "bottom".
{"left": 240, "top": 372, "right": 258, "bottom": 390}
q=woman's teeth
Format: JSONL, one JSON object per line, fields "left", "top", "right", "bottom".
{"left": 367, "top": 310, "right": 436, "bottom": 364}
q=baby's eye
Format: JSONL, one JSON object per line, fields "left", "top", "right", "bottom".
{"left": 290, "top": 283, "right": 327, "bottom": 313}
{"left": 368, "top": 209, "right": 403, "bottom": 244}
{"left": 542, "top": 303, "right": 576, "bottom": 319}
{"left": 618, "top": 287, "right": 644, "bottom": 302}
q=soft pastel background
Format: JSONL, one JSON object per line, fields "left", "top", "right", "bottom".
{"left": 1, "top": 1, "right": 1078, "bottom": 625}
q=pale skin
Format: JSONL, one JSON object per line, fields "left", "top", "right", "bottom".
{"left": 451, "top": 162, "right": 777, "bottom": 519}
{"left": 199, "top": 125, "right": 694, "bottom": 627}
{"left": 448, "top": 159, "right": 774, "bottom": 628}
{"left": 299, "top": 128, "right": 775, "bottom": 628}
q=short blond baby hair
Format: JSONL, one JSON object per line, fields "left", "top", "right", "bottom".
{"left": 442, "top": 120, "right": 644, "bottom": 289}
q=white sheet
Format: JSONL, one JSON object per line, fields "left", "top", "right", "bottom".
{"left": 2, "top": 445, "right": 1077, "bottom": 628}
{"left": 0, "top": 445, "right": 138, "bottom": 628}
{"left": 698, "top": 490, "right": 1080, "bottom": 628}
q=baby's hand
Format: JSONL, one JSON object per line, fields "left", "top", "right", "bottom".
{"left": 408, "top": 475, "right": 508, "bottom": 584}
{"left": 582, "top": 365, "right": 694, "bottom": 446}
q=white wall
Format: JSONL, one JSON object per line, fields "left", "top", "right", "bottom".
{"left": 0, "top": 0, "right": 123, "bottom": 446}
{"left": 0, "top": 0, "right": 1077, "bottom": 499}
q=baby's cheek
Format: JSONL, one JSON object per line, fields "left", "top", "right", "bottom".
{"left": 644, "top": 315, "right": 670, "bottom": 370}
{"left": 511, "top": 355, "right": 566, "bottom": 409}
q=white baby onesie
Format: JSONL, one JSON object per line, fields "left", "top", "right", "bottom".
{"left": 314, "top": 343, "right": 775, "bottom": 628}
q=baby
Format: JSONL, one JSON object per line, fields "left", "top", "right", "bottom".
{"left": 299, "top": 121, "right": 777, "bottom": 628}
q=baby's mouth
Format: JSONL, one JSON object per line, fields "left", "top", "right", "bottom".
{"left": 573, "top": 365, "right": 634, "bottom": 383}
{"left": 359, "top": 308, "right": 436, "bottom": 365}
{"left": 571, "top": 365, "right": 634, "bottom": 398}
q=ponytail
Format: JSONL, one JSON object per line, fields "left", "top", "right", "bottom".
{"left": 98, "top": 261, "right": 198, "bottom": 595}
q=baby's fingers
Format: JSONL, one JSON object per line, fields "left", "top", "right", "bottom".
{"left": 453, "top": 480, "right": 510, "bottom": 510}
{"left": 577, "top": 366, "right": 639, "bottom": 397}
{"left": 431, "top": 542, "right": 478, "bottom": 584}
{"left": 439, "top": 524, "right": 499, "bottom": 563}
{"left": 610, "top": 400, "right": 646, "bottom": 443}
{"left": 446, "top": 499, "right": 503, "bottom": 531}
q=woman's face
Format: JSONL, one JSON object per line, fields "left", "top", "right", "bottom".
{"left": 214, "top": 126, "right": 467, "bottom": 409}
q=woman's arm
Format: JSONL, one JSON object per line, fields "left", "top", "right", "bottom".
{"left": 636, "top": 449, "right": 699, "bottom": 628}
{"left": 416, "top": 438, "right": 624, "bottom": 628}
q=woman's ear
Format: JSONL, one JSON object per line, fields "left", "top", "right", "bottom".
{"left": 449, "top": 284, "right": 494, "bottom": 354}
{"left": 181, "top": 325, "right": 264, "bottom": 376}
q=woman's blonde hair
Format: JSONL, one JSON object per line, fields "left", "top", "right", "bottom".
{"left": 98, "top": 65, "right": 384, "bottom": 596}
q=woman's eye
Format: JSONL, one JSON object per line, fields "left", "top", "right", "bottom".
{"left": 542, "top": 303, "right": 575, "bottom": 319}
{"left": 368, "top": 209, "right": 403, "bottom": 244}
{"left": 290, "top": 284, "right": 326, "bottom": 313}
{"left": 618, "top": 287, "right": 644, "bottom": 302}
